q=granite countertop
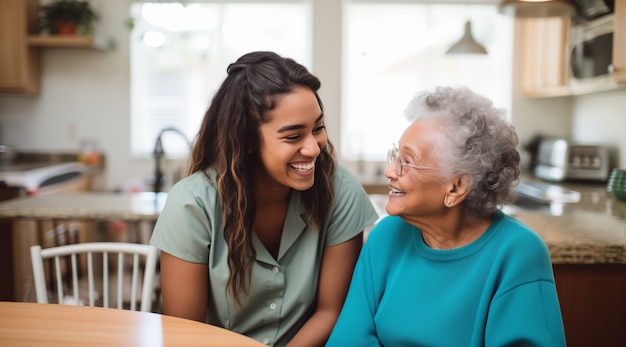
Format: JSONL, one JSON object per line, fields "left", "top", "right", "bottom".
{"left": 510, "top": 180, "right": 626, "bottom": 265}
{"left": 368, "top": 178, "right": 626, "bottom": 265}
{"left": 0, "top": 192, "right": 167, "bottom": 222}
{"left": 2, "top": 179, "right": 626, "bottom": 264}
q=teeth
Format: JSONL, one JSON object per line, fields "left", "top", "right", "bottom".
{"left": 389, "top": 187, "right": 404, "bottom": 194}
{"left": 290, "top": 161, "right": 314, "bottom": 171}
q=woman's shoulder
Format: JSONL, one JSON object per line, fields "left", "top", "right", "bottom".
{"left": 360, "top": 216, "right": 417, "bottom": 269}
{"left": 173, "top": 168, "right": 215, "bottom": 187}
{"left": 366, "top": 215, "right": 416, "bottom": 245}
{"left": 166, "top": 169, "right": 218, "bottom": 204}
{"left": 333, "top": 162, "right": 356, "bottom": 181}
{"left": 332, "top": 163, "right": 369, "bottom": 193}
{"left": 496, "top": 211, "right": 547, "bottom": 248}
{"left": 492, "top": 211, "right": 552, "bottom": 267}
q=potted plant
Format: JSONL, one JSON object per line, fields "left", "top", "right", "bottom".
{"left": 39, "top": 0, "right": 97, "bottom": 36}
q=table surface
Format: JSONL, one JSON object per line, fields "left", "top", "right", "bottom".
{"left": 0, "top": 301, "right": 265, "bottom": 346}
{"left": 0, "top": 192, "right": 167, "bottom": 222}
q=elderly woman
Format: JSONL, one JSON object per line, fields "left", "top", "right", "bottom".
{"left": 326, "top": 86, "right": 566, "bottom": 346}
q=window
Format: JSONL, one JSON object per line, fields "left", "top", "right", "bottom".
{"left": 342, "top": 2, "right": 513, "bottom": 162}
{"left": 129, "top": 1, "right": 513, "bottom": 163}
{"left": 130, "top": 1, "right": 310, "bottom": 158}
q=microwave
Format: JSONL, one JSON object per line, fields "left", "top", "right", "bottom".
{"left": 571, "top": 0, "right": 614, "bottom": 20}
{"left": 569, "top": 14, "right": 615, "bottom": 91}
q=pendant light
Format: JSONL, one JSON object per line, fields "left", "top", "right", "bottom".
{"left": 498, "top": 0, "right": 576, "bottom": 18}
{"left": 445, "top": 21, "right": 488, "bottom": 55}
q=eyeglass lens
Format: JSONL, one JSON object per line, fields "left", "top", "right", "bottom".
{"left": 388, "top": 147, "right": 402, "bottom": 175}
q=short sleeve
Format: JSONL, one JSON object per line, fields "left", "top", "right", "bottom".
{"left": 149, "top": 172, "right": 218, "bottom": 264}
{"left": 324, "top": 164, "right": 379, "bottom": 246}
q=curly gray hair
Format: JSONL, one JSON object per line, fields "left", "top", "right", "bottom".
{"left": 403, "top": 85, "right": 520, "bottom": 220}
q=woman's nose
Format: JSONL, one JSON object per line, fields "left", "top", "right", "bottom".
{"left": 301, "top": 135, "right": 322, "bottom": 157}
{"left": 384, "top": 162, "right": 396, "bottom": 179}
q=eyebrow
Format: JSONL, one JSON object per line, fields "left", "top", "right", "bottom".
{"left": 277, "top": 114, "right": 324, "bottom": 133}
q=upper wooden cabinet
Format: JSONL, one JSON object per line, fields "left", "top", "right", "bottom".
{"left": 521, "top": 4, "right": 626, "bottom": 98}
{"left": 0, "top": 0, "right": 108, "bottom": 95}
{"left": 0, "top": 0, "right": 41, "bottom": 94}
{"left": 613, "top": 0, "right": 626, "bottom": 84}
{"left": 26, "top": 35, "right": 108, "bottom": 49}
{"left": 520, "top": 16, "right": 571, "bottom": 97}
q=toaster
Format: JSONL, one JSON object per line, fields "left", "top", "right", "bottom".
{"left": 533, "top": 138, "right": 612, "bottom": 182}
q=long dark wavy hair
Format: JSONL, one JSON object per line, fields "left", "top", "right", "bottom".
{"left": 189, "top": 51, "right": 337, "bottom": 305}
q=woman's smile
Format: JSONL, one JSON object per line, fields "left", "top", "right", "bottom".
{"left": 289, "top": 160, "right": 316, "bottom": 174}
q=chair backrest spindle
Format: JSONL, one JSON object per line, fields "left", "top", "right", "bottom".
{"left": 117, "top": 252, "right": 123, "bottom": 309}
{"left": 87, "top": 252, "right": 95, "bottom": 307}
{"left": 70, "top": 254, "right": 79, "bottom": 304}
{"left": 103, "top": 252, "right": 109, "bottom": 308}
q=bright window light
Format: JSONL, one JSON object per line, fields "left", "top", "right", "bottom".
{"left": 130, "top": 1, "right": 310, "bottom": 158}
{"left": 342, "top": 2, "right": 513, "bottom": 162}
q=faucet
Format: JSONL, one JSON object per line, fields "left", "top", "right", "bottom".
{"left": 153, "top": 127, "right": 191, "bottom": 194}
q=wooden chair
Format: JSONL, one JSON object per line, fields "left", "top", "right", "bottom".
{"left": 30, "top": 242, "right": 158, "bottom": 312}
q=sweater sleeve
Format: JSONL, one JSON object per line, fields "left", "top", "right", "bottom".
{"left": 325, "top": 218, "right": 403, "bottom": 346}
{"left": 485, "top": 280, "right": 566, "bottom": 346}
{"left": 325, "top": 241, "right": 383, "bottom": 346}
{"left": 484, "top": 220, "right": 566, "bottom": 347}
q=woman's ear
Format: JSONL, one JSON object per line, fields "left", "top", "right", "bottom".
{"left": 445, "top": 174, "right": 470, "bottom": 207}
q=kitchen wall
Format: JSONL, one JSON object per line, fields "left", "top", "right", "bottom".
{"left": 0, "top": 0, "right": 343, "bottom": 192}
{"left": 0, "top": 1, "right": 139, "bottom": 191}
{"left": 572, "top": 90, "right": 626, "bottom": 168}
{"left": 0, "top": 1, "right": 624, "bottom": 191}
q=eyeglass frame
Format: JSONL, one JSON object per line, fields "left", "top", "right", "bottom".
{"left": 387, "top": 143, "right": 436, "bottom": 176}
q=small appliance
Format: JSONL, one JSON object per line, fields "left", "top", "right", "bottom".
{"left": 534, "top": 138, "right": 613, "bottom": 182}
{"left": 569, "top": 13, "right": 616, "bottom": 92}
{"left": 0, "top": 162, "right": 87, "bottom": 195}
{"left": 571, "top": 0, "right": 614, "bottom": 20}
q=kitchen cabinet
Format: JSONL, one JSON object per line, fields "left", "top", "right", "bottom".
{"left": 510, "top": 178, "right": 626, "bottom": 346}
{"left": 26, "top": 35, "right": 109, "bottom": 49}
{"left": 521, "top": 5, "right": 626, "bottom": 96}
{"left": 0, "top": 150, "right": 108, "bottom": 300}
{"left": 520, "top": 17, "right": 571, "bottom": 97}
{"left": 0, "top": 0, "right": 108, "bottom": 95}
{"left": 554, "top": 264, "right": 626, "bottom": 346}
{"left": 0, "top": 191, "right": 162, "bottom": 302}
{"left": 0, "top": 160, "right": 104, "bottom": 301}
{"left": 613, "top": 0, "right": 626, "bottom": 84}
{"left": 0, "top": 0, "right": 41, "bottom": 94}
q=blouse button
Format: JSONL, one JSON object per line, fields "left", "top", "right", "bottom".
{"left": 262, "top": 338, "right": 270, "bottom": 344}
{"left": 272, "top": 266, "right": 279, "bottom": 273}
{"left": 269, "top": 302, "right": 277, "bottom": 310}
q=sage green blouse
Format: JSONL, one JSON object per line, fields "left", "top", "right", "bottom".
{"left": 150, "top": 163, "right": 378, "bottom": 346}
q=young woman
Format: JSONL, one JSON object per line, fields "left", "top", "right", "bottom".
{"left": 150, "top": 51, "right": 378, "bottom": 347}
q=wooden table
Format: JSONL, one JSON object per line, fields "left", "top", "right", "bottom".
{"left": 0, "top": 301, "right": 265, "bottom": 346}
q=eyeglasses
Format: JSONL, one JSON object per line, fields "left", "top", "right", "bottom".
{"left": 387, "top": 144, "right": 435, "bottom": 176}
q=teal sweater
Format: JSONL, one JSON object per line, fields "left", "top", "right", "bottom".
{"left": 326, "top": 211, "right": 566, "bottom": 346}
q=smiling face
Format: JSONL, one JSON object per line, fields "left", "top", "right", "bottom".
{"left": 385, "top": 119, "right": 450, "bottom": 222}
{"left": 257, "top": 85, "right": 327, "bottom": 192}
